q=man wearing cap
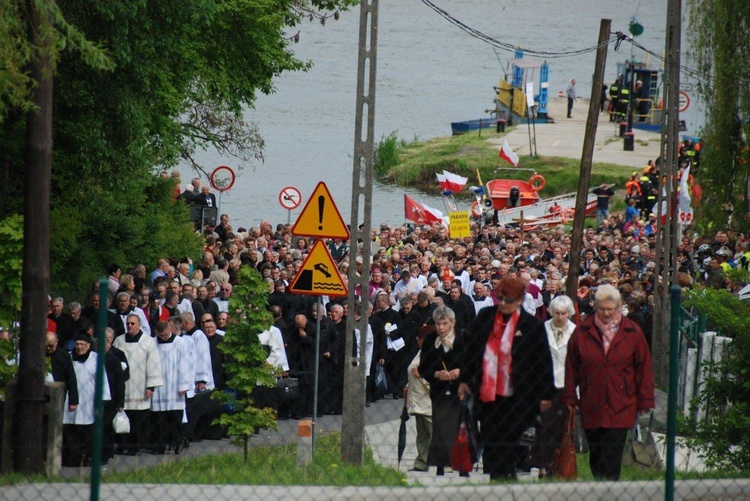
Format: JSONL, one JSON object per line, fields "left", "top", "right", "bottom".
{"left": 63, "top": 332, "right": 111, "bottom": 466}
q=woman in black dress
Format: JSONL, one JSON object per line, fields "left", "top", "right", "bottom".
{"left": 418, "top": 306, "right": 468, "bottom": 477}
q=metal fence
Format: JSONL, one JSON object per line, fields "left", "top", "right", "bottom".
{"left": 1, "top": 306, "right": 748, "bottom": 500}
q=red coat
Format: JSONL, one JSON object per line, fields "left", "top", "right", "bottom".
{"left": 562, "top": 315, "right": 654, "bottom": 429}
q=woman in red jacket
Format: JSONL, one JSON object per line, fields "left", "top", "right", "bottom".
{"left": 563, "top": 284, "right": 654, "bottom": 480}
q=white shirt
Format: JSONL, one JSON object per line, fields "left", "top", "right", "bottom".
{"left": 258, "top": 326, "right": 289, "bottom": 372}
{"left": 544, "top": 319, "right": 575, "bottom": 388}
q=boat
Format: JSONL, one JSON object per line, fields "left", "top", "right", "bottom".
{"left": 450, "top": 117, "right": 499, "bottom": 135}
{"left": 467, "top": 168, "right": 599, "bottom": 229}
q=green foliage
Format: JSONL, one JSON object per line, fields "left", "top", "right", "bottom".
{"left": 374, "top": 132, "right": 408, "bottom": 177}
{"left": 687, "top": 0, "right": 750, "bottom": 232}
{"left": 101, "top": 433, "right": 405, "bottom": 486}
{"left": 0, "top": 0, "right": 357, "bottom": 297}
{"left": 213, "top": 265, "right": 278, "bottom": 462}
{"left": 0, "top": 214, "right": 23, "bottom": 397}
{"left": 682, "top": 280, "right": 750, "bottom": 469}
{"left": 0, "top": 214, "right": 24, "bottom": 328}
{"left": 0, "top": 0, "right": 112, "bottom": 122}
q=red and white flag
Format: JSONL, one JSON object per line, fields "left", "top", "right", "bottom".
{"left": 436, "top": 170, "right": 468, "bottom": 192}
{"left": 404, "top": 194, "right": 443, "bottom": 224}
{"left": 499, "top": 139, "right": 519, "bottom": 167}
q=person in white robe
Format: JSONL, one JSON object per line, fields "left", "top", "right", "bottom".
{"left": 152, "top": 321, "right": 192, "bottom": 453}
{"left": 62, "top": 333, "right": 111, "bottom": 467}
{"left": 180, "top": 312, "right": 214, "bottom": 441}
{"left": 113, "top": 313, "right": 163, "bottom": 454}
{"left": 256, "top": 325, "right": 290, "bottom": 412}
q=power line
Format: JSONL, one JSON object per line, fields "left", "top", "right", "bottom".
{"left": 420, "top": 0, "right": 711, "bottom": 84}
{"left": 420, "top": 0, "right": 615, "bottom": 59}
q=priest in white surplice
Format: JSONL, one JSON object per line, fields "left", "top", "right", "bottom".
{"left": 180, "top": 311, "right": 214, "bottom": 441}
{"left": 152, "top": 321, "right": 192, "bottom": 453}
{"left": 62, "top": 333, "right": 111, "bottom": 467}
{"left": 113, "top": 313, "right": 163, "bottom": 454}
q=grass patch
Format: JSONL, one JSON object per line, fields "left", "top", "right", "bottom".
{"left": 374, "top": 130, "right": 633, "bottom": 198}
{"left": 103, "top": 433, "right": 405, "bottom": 486}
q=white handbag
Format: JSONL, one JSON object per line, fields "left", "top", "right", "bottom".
{"left": 113, "top": 410, "right": 130, "bottom": 434}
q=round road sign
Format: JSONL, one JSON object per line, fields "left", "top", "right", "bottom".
{"left": 279, "top": 186, "right": 302, "bottom": 210}
{"left": 678, "top": 91, "right": 690, "bottom": 113}
{"left": 210, "top": 165, "right": 236, "bottom": 192}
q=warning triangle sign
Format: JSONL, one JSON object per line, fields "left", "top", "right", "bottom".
{"left": 288, "top": 240, "right": 348, "bottom": 297}
{"left": 291, "top": 182, "right": 350, "bottom": 239}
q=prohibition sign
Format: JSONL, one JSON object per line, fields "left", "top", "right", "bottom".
{"left": 678, "top": 91, "right": 690, "bottom": 113}
{"left": 279, "top": 186, "right": 302, "bottom": 210}
{"left": 210, "top": 165, "right": 236, "bottom": 192}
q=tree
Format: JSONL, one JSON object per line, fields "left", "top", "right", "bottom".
{"left": 687, "top": 1, "right": 750, "bottom": 231}
{"left": 213, "top": 265, "right": 278, "bottom": 463}
{"left": 0, "top": 0, "right": 357, "bottom": 295}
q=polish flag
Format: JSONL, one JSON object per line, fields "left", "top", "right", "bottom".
{"left": 404, "top": 194, "right": 443, "bottom": 224}
{"left": 436, "top": 170, "right": 468, "bottom": 192}
{"left": 499, "top": 139, "right": 519, "bottom": 167}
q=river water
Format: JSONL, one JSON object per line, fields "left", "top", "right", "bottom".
{"left": 179, "top": 0, "right": 671, "bottom": 228}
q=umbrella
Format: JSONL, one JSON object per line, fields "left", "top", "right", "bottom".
{"left": 460, "top": 398, "right": 483, "bottom": 465}
{"left": 397, "top": 402, "right": 410, "bottom": 467}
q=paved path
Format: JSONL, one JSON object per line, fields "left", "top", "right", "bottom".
{"left": 487, "top": 97, "right": 662, "bottom": 169}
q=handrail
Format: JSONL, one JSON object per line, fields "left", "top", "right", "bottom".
{"left": 633, "top": 98, "right": 656, "bottom": 123}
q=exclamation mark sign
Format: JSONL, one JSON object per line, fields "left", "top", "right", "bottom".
{"left": 317, "top": 195, "right": 325, "bottom": 230}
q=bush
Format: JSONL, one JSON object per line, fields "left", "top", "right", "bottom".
{"left": 682, "top": 280, "right": 750, "bottom": 470}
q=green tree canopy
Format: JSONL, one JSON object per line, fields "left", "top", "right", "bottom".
{"left": 0, "top": 0, "right": 356, "bottom": 296}
{"left": 688, "top": 0, "right": 750, "bottom": 231}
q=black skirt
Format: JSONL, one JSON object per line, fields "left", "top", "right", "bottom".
{"left": 427, "top": 396, "right": 460, "bottom": 467}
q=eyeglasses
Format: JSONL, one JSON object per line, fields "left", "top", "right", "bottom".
{"left": 498, "top": 296, "right": 519, "bottom": 304}
{"left": 126, "top": 322, "right": 137, "bottom": 325}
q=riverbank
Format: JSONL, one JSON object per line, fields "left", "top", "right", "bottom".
{"left": 375, "top": 96, "right": 661, "bottom": 201}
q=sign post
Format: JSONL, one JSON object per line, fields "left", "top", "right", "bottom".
{"left": 210, "top": 165, "right": 236, "bottom": 215}
{"left": 278, "top": 186, "right": 302, "bottom": 224}
{"left": 288, "top": 181, "right": 349, "bottom": 452}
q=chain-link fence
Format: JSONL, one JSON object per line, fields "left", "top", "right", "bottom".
{"left": 2, "top": 289, "right": 750, "bottom": 501}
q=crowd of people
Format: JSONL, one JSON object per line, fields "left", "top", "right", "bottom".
{"left": 35, "top": 155, "right": 750, "bottom": 476}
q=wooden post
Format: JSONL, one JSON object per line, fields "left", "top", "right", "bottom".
{"left": 565, "top": 19, "right": 611, "bottom": 299}
{"left": 653, "top": 0, "right": 683, "bottom": 390}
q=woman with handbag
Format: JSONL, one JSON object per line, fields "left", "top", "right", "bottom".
{"left": 563, "top": 284, "right": 655, "bottom": 481}
{"left": 527, "top": 295, "right": 576, "bottom": 476}
{"left": 418, "top": 306, "right": 468, "bottom": 477}
{"left": 458, "top": 277, "right": 556, "bottom": 481}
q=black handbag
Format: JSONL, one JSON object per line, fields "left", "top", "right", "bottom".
{"left": 275, "top": 377, "right": 299, "bottom": 402}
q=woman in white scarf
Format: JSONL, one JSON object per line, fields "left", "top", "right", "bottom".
{"left": 527, "top": 295, "right": 576, "bottom": 476}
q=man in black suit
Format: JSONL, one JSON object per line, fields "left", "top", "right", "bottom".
{"left": 195, "top": 186, "right": 217, "bottom": 207}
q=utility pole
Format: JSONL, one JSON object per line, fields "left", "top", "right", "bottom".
{"left": 342, "top": 0, "right": 378, "bottom": 465}
{"left": 15, "top": 0, "right": 53, "bottom": 474}
{"left": 653, "top": 0, "right": 682, "bottom": 390}
{"left": 565, "top": 19, "right": 611, "bottom": 298}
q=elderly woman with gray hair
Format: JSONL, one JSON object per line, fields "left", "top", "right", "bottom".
{"left": 527, "top": 294, "right": 577, "bottom": 475}
{"left": 563, "top": 284, "right": 654, "bottom": 481}
{"left": 418, "top": 306, "right": 468, "bottom": 477}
